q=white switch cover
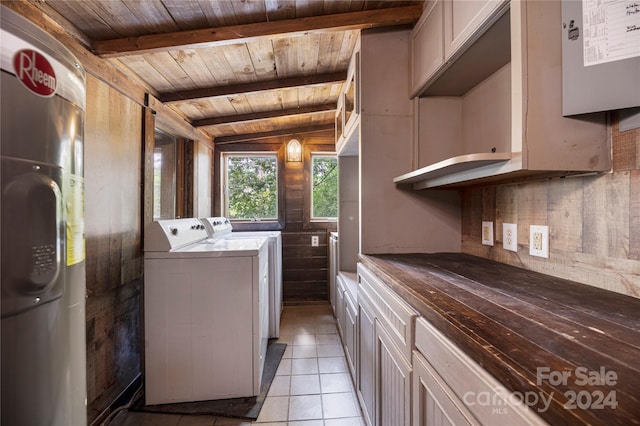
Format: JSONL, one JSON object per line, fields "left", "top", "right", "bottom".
{"left": 482, "top": 221, "right": 494, "bottom": 246}
{"left": 529, "top": 225, "right": 549, "bottom": 258}
{"left": 311, "top": 236, "right": 319, "bottom": 247}
{"left": 503, "top": 223, "right": 518, "bottom": 252}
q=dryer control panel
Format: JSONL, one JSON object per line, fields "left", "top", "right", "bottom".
{"left": 200, "top": 217, "right": 232, "bottom": 239}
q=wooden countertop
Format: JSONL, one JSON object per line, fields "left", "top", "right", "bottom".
{"left": 359, "top": 253, "right": 640, "bottom": 426}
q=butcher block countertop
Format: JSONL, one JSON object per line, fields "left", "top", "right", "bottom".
{"left": 359, "top": 253, "right": 640, "bottom": 426}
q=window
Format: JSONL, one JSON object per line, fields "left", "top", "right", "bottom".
{"left": 311, "top": 154, "right": 338, "bottom": 220}
{"left": 223, "top": 153, "right": 278, "bottom": 221}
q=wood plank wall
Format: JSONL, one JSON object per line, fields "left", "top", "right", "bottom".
{"left": 461, "top": 113, "right": 640, "bottom": 298}
{"left": 2, "top": 4, "right": 216, "bottom": 424}
{"left": 84, "top": 75, "right": 143, "bottom": 423}
{"left": 214, "top": 133, "right": 337, "bottom": 303}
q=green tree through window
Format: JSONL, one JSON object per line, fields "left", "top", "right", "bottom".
{"left": 312, "top": 155, "right": 338, "bottom": 219}
{"left": 225, "top": 155, "right": 277, "bottom": 220}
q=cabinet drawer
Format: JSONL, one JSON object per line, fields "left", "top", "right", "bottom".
{"left": 415, "top": 317, "right": 547, "bottom": 426}
{"left": 358, "top": 263, "right": 417, "bottom": 363}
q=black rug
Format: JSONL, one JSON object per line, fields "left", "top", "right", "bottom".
{"left": 131, "top": 342, "right": 286, "bottom": 420}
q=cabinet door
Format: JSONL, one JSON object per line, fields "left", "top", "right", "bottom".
{"left": 376, "top": 319, "right": 412, "bottom": 426}
{"left": 336, "top": 278, "right": 346, "bottom": 339}
{"left": 411, "top": 0, "right": 444, "bottom": 95}
{"left": 335, "top": 94, "right": 344, "bottom": 145}
{"left": 443, "top": 0, "right": 506, "bottom": 60}
{"left": 413, "top": 351, "right": 478, "bottom": 426}
{"left": 357, "top": 291, "right": 376, "bottom": 426}
{"left": 329, "top": 239, "right": 338, "bottom": 316}
{"left": 344, "top": 293, "right": 357, "bottom": 380}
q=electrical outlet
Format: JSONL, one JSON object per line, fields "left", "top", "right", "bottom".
{"left": 503, "top": 223, "right": 517, "bottom": 252}
{"left": 311, "top": 235, "right": 319, "bottom": 247}
{"left": 482, "top": 221, "right": 494, "bottom": 246}
{"left": 529, "top": 225, "right": 549, "bottom": 258}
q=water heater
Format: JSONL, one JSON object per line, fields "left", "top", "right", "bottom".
{"left": 1, "top": 6, "right": 87, "bottom": 425}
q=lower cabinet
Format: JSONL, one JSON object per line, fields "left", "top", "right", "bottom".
{"left": 357, "top": 288, "right": 376, "bottom": 426}
{"left": 357, "top": 263, "right": 417, "bottom": 426}
{"left": 414, "top": 317, "right": 547, "bottom": 426}
{"left": 376, "top": 319, "right": 412, "bottom": 426}
{"left": 413, "top": 350, "right": 477, "bottom": 426}
{"left": 335, "top": 275, "right": 346, "bottom": 339}
{"left": 356, "top": 262, "right": 547, "bottom": 426}
{"left": 344, "top": 292, "right": 357, "bottom": 378}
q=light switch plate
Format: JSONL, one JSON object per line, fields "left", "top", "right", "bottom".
{"left": 482, "top": 221, "right": 494, "bottom": 246}
{"left": 503, "top": 223, "right": 517, "bottom": 252}
{"left": 529, "top": 225, "right": 549, "bottom": 258}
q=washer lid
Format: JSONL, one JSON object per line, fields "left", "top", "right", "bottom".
{"left": 144, "top": 236, "right": 267, "bottom": 259}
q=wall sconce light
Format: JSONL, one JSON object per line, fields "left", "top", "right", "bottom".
{"left": 287, "top": 139, "right": 302, "bottom": 162}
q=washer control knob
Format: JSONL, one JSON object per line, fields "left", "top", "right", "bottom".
{"left": 170, "top": 227, "right": 178, "bottom": 235}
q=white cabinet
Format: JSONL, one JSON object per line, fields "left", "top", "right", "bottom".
{"left": 411, "top": 0, "right": 507, "bottom": 97}
{"left": 402, "top": 0, "right": 610, "bottom": 189}
{"left": 335, "top": 272, "right": 358, "bottom": 383}
{"left": 335, "top": 273, "right": 346, "bottom": 339}
{"left": 376, "top": 318, "right": 412, "bottom": 426}
{"left": 357, "top": 288, "right": 376, "bottom": 426}
{"left": 329, "top": 232, "right": 338, "bottom": 315}
{"left": 413, "top": 350, "right": 477, "bottom": 426}
{"left": 414, "top": 317, "right": 547, "bottom": 426}
{"left": 357, "top": 263, "right": 417, "bottom": 426}
{"left": 443, "top": 0, "right": 508, "bottom": 60}
{"left": 336, "top": 38, "right": 360, "bottom": 157}
{"left": 411, "top": 1, "right": 444, "bottom": 95}
{"left": 344, "top": 290, "right": 358, "bottom": 380}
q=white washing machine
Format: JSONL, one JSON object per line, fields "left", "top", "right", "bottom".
{"left": 201, "top": 217, "right": 283, "bottom": 338}
{"left": 143, "top": 218, "right": 268, "bottom": 405}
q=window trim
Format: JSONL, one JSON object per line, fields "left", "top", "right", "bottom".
{"left": 309, "top": 152, "right": 338, "bottom": 222}
{"left": 221, "top": 151, "right": 280, "bottom": 222}
{"left": 303, "top": 146, "right": 338, "bottom": 230}
{"left": 214, "top": 144, "right": 285, "bottom": 231}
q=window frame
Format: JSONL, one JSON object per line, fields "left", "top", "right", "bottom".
{"left": 221, "top": 151, "right": 280, "bottom": 223}
{"left": 309, "top": 152, "right": 338, "bottom": 222}
{"left": 214, "top": 144, "right": 285, "bottom": 231}
{"left": 302, "top": 146, "right": 338, "bottom": 230}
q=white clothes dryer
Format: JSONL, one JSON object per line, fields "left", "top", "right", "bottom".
{"left": 201, "top": 217, "right": 283, "bottom": 338}
{"left": 143, "top": 218, "right": 268, "bottom": 405}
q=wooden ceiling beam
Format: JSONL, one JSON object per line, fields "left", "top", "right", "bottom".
{"left": 193, "top": 103, "right": 336, "bottom": 127}
{"left": 214, "top": 123, "right": 335, "bottom": 145}
{"left": 93, "top": 5, "right": 422, "bottom": 57}
{"left": 161, "top": 71, "right": 346, "bottom": 103}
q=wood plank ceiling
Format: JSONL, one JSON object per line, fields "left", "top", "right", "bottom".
{"left": 40, "top": 0, "right": 424, "bottom": 143}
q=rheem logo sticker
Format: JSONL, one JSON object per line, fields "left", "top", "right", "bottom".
{"left": 13, "top": 49, "right": 57, "bottom": 97}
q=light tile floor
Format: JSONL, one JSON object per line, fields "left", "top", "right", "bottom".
{"left": 110, "top": 304, "right": 364, "bottom": 426}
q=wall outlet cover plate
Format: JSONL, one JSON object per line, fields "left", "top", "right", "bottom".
{"left": 503, "top": 223, "right": 517, "bottom": 252}
{"left": 529, "top": 225, "right": 549, "bottom": 258}
{"left": 482, "top": 221, "right": 494, "bottom": 246}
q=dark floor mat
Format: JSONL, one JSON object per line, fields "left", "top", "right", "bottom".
{"left": 130, "top": 342, "right": 286, "bottom": 420}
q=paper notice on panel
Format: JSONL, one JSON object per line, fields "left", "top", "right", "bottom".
{"left": 582, "top": 0, "right": 640, "bottom": 66}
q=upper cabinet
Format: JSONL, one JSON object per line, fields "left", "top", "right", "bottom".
{"left": 336, "top": 37, "right": 360, "bottom": 157}
{"left": 443, "top": 0, "right": 509, "bottom": 61}
{"left": 410, "top": 1, "right": 444, "bottom": 93}
{"left": 400, "top": 0, "right": 611, "bottom": 189}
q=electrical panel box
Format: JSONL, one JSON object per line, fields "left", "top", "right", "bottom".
{"left": 561, "top": 0, "right": 640, "bottom": 116}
